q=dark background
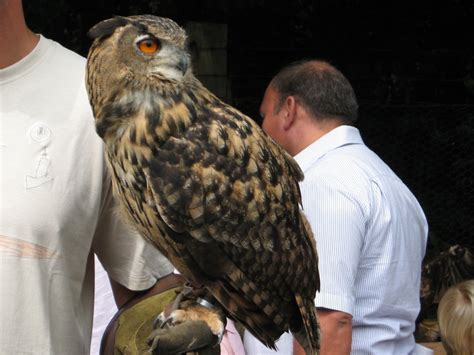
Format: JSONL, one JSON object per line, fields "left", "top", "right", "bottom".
{"left": 25, "top": 0, "right": 474, "bottom": 256}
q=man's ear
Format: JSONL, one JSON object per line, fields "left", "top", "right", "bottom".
{"left": 282, "top": 96, "right": 297, "bottom": 130}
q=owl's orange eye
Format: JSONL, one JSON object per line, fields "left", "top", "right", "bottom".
{"left": 137, "top": 38, "right": 160, "bottom": 54}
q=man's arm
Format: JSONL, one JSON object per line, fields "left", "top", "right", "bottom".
{"left": 293, "top": 308, "right": 352, "bottom": 355}
{"left": 109, "top": 272, "right": 183, "bottom": 308}
{"left": 109, "top": 277, "right": 142, "bottom": 308}
{"left": 316, "top": 308, "right": 352, "bottom": 354}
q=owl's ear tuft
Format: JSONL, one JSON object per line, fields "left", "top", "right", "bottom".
{"left": 88, "top": 16, "right": 129, "bottom": 40}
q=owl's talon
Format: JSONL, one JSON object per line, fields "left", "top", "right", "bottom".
{"left": 153, "top": 283, "right": 195, "bottom": 330}
{"left": 154, "top": 298, "right": 226, "bottom": 343}
{"left": 170, "top": 300, "right": 226, "bottom": 343}
{"left": 152, "top": 311, "right": 173, "bottom": 329}
{"left": 160, "top": 316, "right": 173, "bottom": 329}
{"left": 147, "top": 320, "right": 220, "bottom": 354}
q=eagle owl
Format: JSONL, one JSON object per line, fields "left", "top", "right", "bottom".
{"left": 86, "top": 15, "right": 320, "bottom": 354}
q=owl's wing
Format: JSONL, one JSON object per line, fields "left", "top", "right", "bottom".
{"left": 145, "top": 103, "right": 319, "bottom": 345}
{"left": 147, "top": 103, "right": 304, "bottom": 249}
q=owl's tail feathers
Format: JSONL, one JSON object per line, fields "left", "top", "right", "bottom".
{"left": 209, "top": 277, "right": 282, "bottom": 350}
{"left": 293, "top": 294, "right": 320, "bottom": 355}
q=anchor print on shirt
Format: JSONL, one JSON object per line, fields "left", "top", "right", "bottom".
{"left": 25, "top": 122, "right": 53, "bottom": 189}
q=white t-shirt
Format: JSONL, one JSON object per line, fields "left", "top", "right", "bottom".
{"left": 0, "top": 35, "right": 173, "bottom": 355}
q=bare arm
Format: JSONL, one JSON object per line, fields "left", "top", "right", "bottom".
{"left": 109, "top": 277, "right": 143, "bottom": 308}
{"left": 293, "top": 308, "right": 352, "bottom": 355}
{"left": 109, "top": 273, "right": 184, "bottom": 308}
{"left": 317, "top": 308, "right": 352, "bottom": 354}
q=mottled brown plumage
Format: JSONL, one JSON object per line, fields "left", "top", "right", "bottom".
{"left": 86, "top": 15, "right": 320, "bottom": 353}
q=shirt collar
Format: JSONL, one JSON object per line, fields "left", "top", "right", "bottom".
{"left": 0, "top": 35, "right": 50, "bottom": 85}
{"left": 294, "top": 125, "right": 364, "bottom": 172}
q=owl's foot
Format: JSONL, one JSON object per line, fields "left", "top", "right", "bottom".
{"left": 155, "top": 299, "right": 226, "bottom": 341}
{"left": 148, "top": 290, "right": 225, "bottom": 354}
{"left": 153, "top": 282, "right": 194, "bottom": 329}
{"left": 147, "top": 319, "right": 221, "bottom": 354}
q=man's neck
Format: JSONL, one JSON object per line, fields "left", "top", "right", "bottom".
{"left": 290, "top": 116, "right": 346, "bottom": 156}
{"left": 0, "top": 1, "right": 39, "bottom": 69}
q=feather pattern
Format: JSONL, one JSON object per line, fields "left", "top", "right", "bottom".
{"left": 86, "top": 15, "right": 320, "bottom": 354}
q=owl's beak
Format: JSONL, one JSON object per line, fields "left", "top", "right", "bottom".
{"left": 176, "top": 56, "right": 189, "bottom": 75}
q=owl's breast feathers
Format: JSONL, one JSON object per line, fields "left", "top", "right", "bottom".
{"left": 99, "top": 80, "right": 320, "bottom": 351}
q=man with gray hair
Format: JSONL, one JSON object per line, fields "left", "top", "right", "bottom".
{"left": 244, "top": 60, "right": 428, "bottom": 354}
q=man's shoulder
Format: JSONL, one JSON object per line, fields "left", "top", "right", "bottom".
{"left": 306, "top": 146, "right": 375, "bottom": 178}
{"left": 326, "top": 144, "right": 394, "bottom": 178}
{"left": 302, "top": 145, "right": 399, "bottom": 201}
{"left": 42, "top": 36, "right": 86, "bottom": 70}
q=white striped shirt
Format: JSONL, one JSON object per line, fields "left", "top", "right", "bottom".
{"left": 244, "top": 125, "right": 428, "bottom": 355}
{"left": 297, "top": 125, "right": 428, "bottom": 354}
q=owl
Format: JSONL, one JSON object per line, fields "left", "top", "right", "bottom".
{"left": 86, "top": 15, "right": 320, "bottom": 354}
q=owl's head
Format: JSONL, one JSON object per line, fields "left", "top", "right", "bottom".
{"left": 87, "top": 15, "right": 191, "bottom": 84}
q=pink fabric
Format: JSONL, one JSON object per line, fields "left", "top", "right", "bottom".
{"left": 220, "top": 319, "right": 246, "bottom": 355}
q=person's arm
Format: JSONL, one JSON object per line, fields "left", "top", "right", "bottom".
{"left": 109, "top": 272, "right": 184, "bottom": 308}
{"left": 109, "top": 277, "right": 142, "bottom": 308}
{"left": 293, "top": 338, "right": 305, "bottom": 355}
{"left": 317, "top": 308, "right": 352, "bottom": 354}
{"left": 293, "top": 308, "right": 352, "bottom": 355}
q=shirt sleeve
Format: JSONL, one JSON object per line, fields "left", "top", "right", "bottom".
{"left": 92, "top": 170, "right": 174, "bottom": 291}
{"left": 300, "top": 171, "right": 366, "bottom": 316}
